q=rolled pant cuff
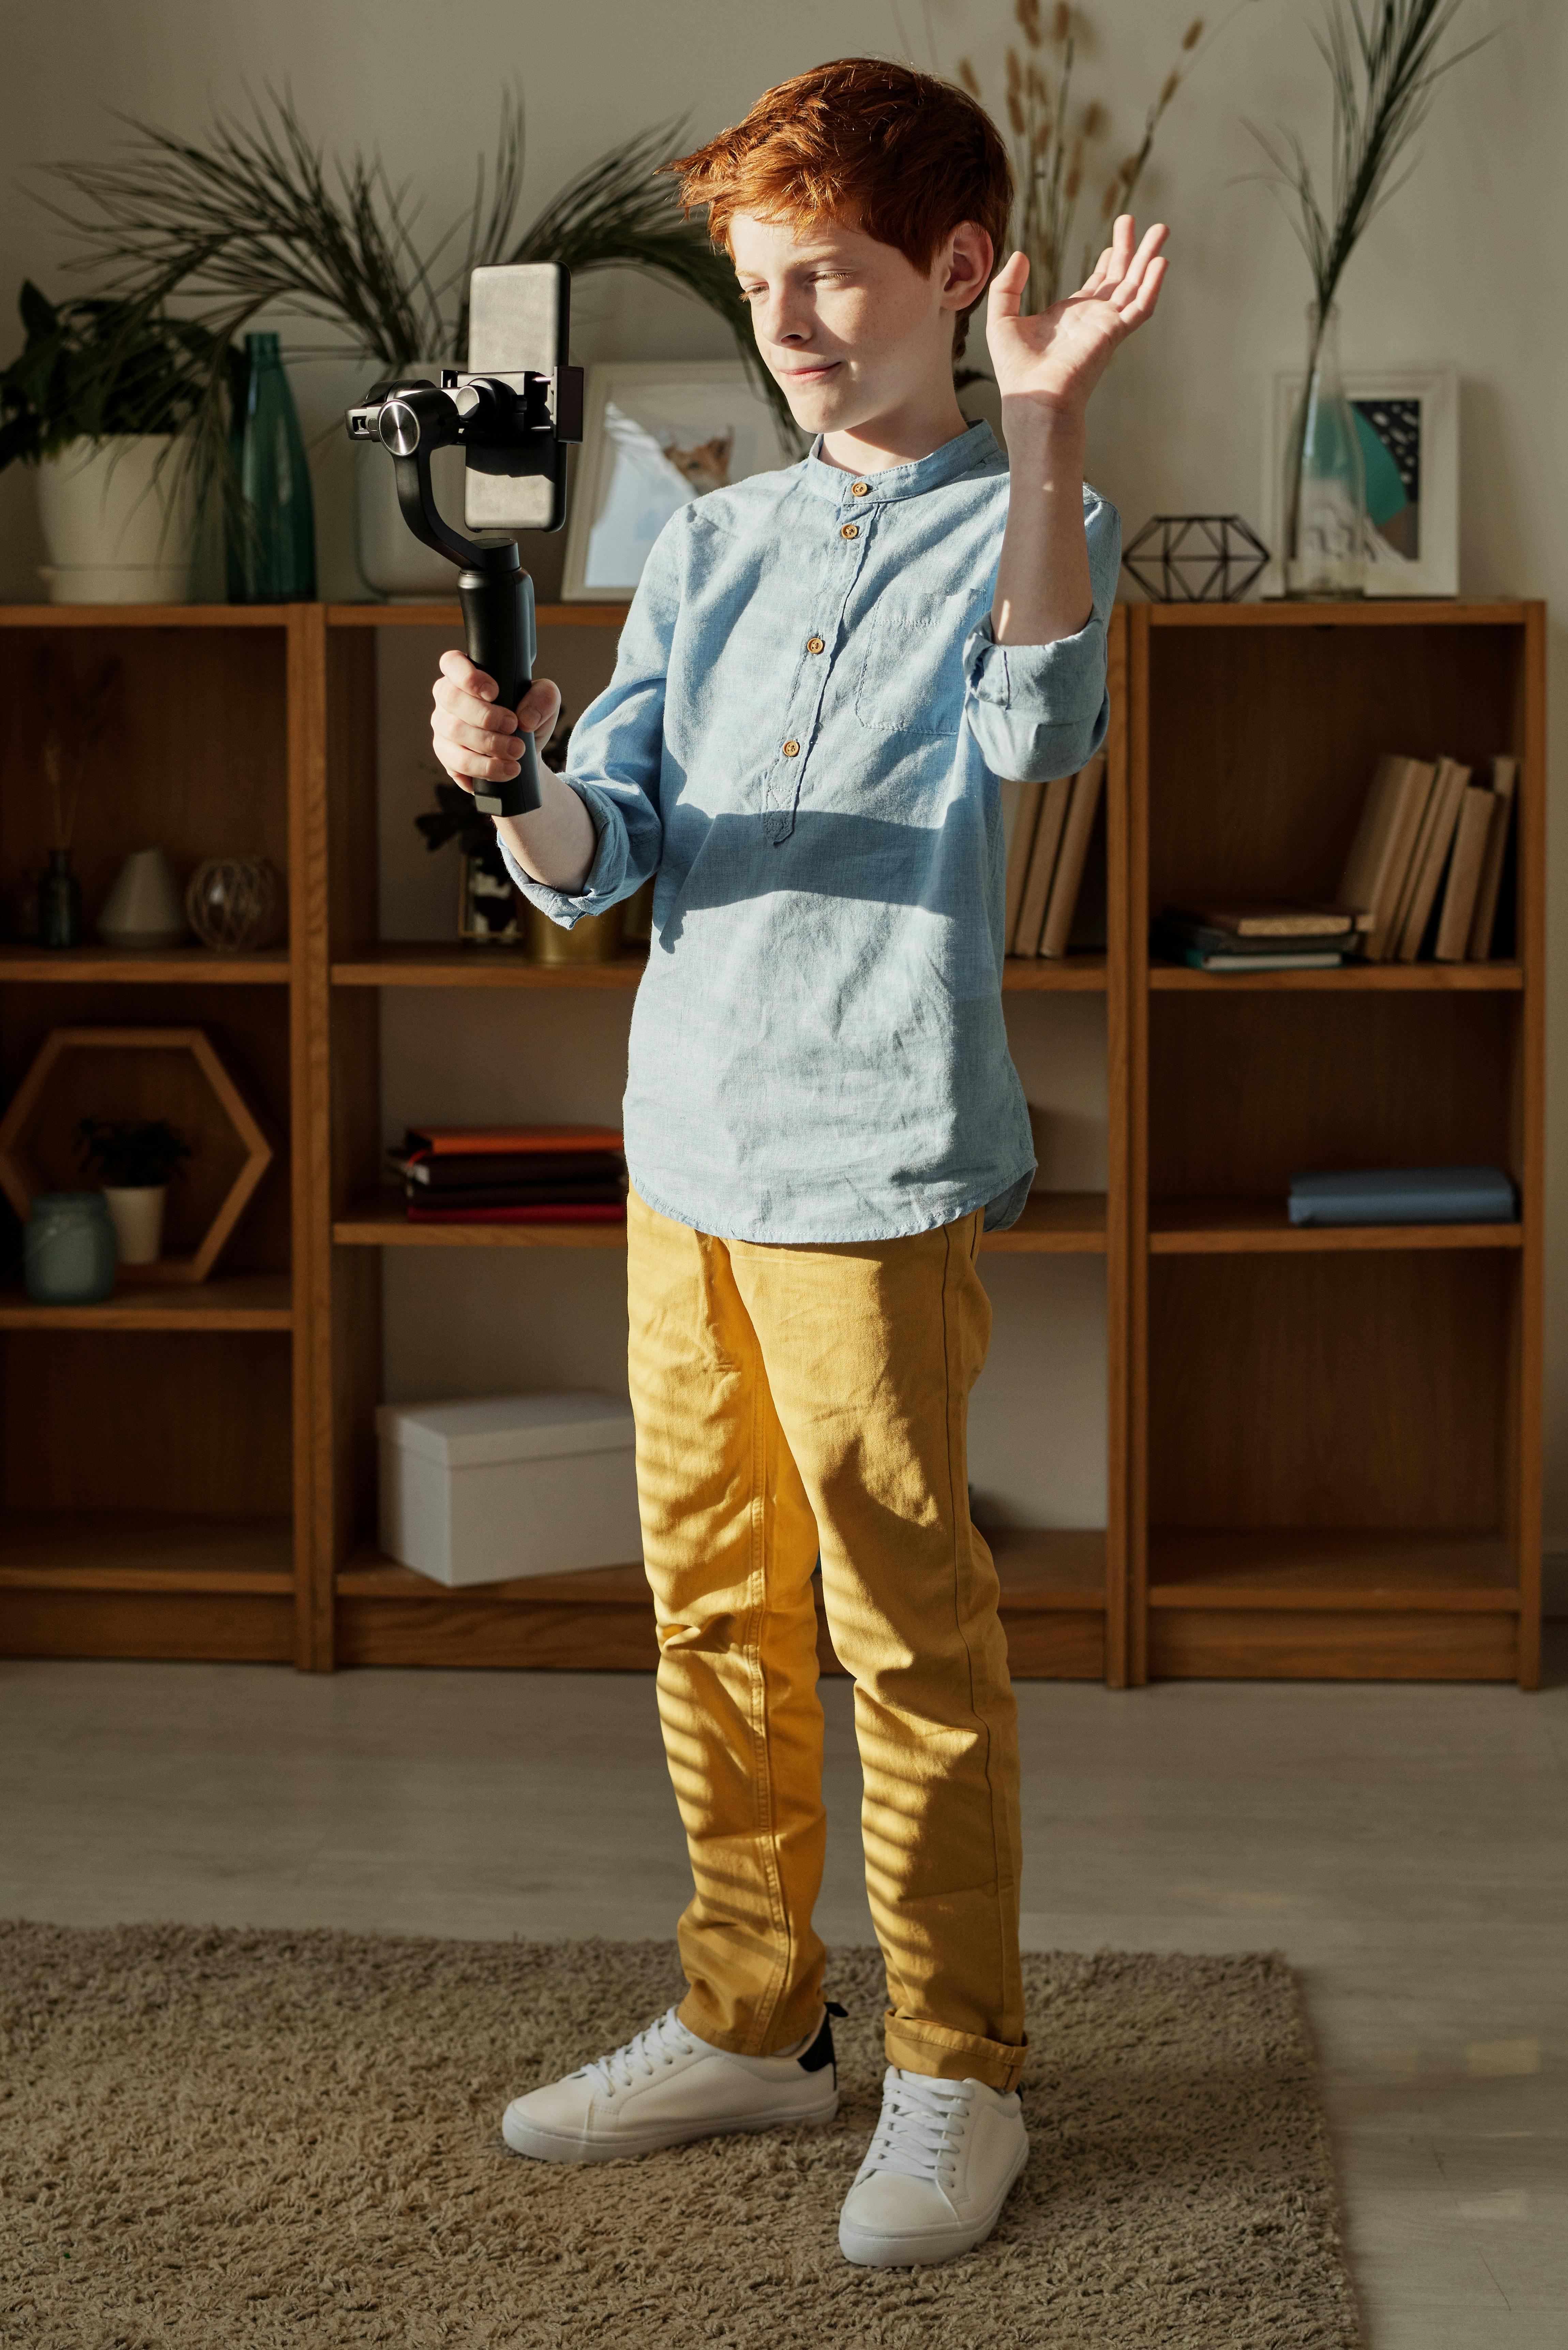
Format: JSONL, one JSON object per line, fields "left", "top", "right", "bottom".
{"left": 884, "top": 2011, "right": 1029, "bottom": 2095}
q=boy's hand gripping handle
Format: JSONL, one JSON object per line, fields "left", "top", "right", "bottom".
{"left": 459, "top": 560, "right": 543, "bottom": 821}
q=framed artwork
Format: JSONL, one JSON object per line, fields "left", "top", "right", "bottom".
{"left": 561, "top": 361, "right": 796, "bottom": 601}
{"left": 1261, "top": 365, "right": 1459, "bottom": 597}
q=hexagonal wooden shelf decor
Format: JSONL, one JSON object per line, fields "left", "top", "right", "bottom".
{"left": 0, "top": 1026, "right": 274, "bottom": 1285}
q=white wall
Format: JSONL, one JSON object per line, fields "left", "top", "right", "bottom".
{"left": 3, "top": 0, "right": 1561, "bottom": 1556}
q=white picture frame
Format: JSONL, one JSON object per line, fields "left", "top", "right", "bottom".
{"left": 561, "top": 361, "right": 796, "bottom": 602}
{"left": 1261, "top": 365, "right": 1459, "bottom": 598}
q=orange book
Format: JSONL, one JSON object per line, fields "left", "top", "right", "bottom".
{"left": 404, "top": 1124, "right": 624, "bottom": 1157}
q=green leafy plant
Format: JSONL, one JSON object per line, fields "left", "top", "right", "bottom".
{"left": 75, "top": 1116, "right": 191, "bottom": 1189}
{"left": 34, "top": 88, "right": 784, "bottom": 498}
{"left": 0, "top": 281, "right": 237, "bottom": 472}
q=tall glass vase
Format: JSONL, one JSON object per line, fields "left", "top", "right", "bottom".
{"left": 226, "top": 332, "right": 317, "bottom": 603}
{"left": 1281, "top": 304, "right": 1366, "bottom": 600}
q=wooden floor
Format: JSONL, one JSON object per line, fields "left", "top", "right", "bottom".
{"left": 3, "top": 1638, "right": 1564, "bottom": 2350}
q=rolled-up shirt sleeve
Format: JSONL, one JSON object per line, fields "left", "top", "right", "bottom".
{"left": 961, "top": 486, "right": 1120, "bottom": 783}
{"left": 497, "top": 522, "right": 676, "bottom": 928}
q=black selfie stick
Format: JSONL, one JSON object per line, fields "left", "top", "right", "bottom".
{"left": 346, "top": 364, "right": 582, "bottom": 819}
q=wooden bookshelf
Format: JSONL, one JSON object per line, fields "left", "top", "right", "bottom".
{"left": 0, "top": 596, "right": 1542, "bottom": 1688}
{"left": 1128, "top": 601, "right": 1545, "bottom": 1688}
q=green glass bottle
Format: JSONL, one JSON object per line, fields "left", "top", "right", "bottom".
{"left": 227, "top": 333, "right": 317, "bottom": 603}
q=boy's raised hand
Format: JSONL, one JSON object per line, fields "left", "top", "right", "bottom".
{"left": 986, "top": 215, "right": 1168, "bottom": 428}
{"left": 431, "top": 650, "right": 561, "bottom": 794}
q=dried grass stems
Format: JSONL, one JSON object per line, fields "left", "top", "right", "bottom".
{"left": 39, "top": 648, "right": 120, "bottom": 852}
{"left": 958, "top": 1, "right": 1232, "bottom": 313}
{"left": 1248, "top": 0, "right": 1491, "bottom": 336}
{"left": 34, "top": 87, "right": 773, "bottom": 509}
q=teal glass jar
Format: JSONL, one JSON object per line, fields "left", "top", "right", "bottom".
{"left": 24, "top": 1191, "right": 118, "bottom": 1304}
{"left": 227, "top": 332, "right": 317, "bottom": 603}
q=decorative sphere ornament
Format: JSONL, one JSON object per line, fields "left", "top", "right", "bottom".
{"left": 185, "top": 855, "right": 284, "bottom": 953}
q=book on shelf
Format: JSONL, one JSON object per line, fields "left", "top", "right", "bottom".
{"left": 1287, "top": 1165, "right": 1517, "bottom": 1227}
{"left": 1467, "top": 754, "right": 1518, "bottom": 959}
{"left": 1002, "top": 779, "right": 1044, "bottom": 949}
{"left": 395, "top": 1124, "right": 628, "bottom": 1222}
{"left": 1432, "top": 786, "right": 1496, "bottom": 961}
{"left": 1166, "top": 902, "right": 1356, "bottom": 939}
{"left": 1173, "top": 947, "right": 1345, "bottom": 973}
{"left": 1040, "top": 753, "right": 1106, "bottom": 958}
{"left": 1394, "top": 756, "right": 1472, "bottom": 961}
{"left": 1011, "top": 773, "right": 1074, "bottom": 955}
{"left": 1151, "top": 906, "right": 1358, "bottom": 971}
{"left": 1335, "top": 753, "right": 1437, "bottom": 960}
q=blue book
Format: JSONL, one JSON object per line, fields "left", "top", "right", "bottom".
{"left": 1288, "top": 1166, "right": 1517, "bottom": 1227}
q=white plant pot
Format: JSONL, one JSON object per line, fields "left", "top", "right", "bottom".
{"left": 35, "top": 437, "right": 197, "bottom": 604}
{"left": 355, "top": 366, "right": 466, "bottom": 598}
{"left": 101, "top": 1184, "right": 168, "bottom": 1266}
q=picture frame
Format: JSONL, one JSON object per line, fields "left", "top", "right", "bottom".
{"left": 561, "top": 361, "right": 796, "bottom": 602}
{"left": 1261, "top": 365, "right": 1459, "bottom": 598}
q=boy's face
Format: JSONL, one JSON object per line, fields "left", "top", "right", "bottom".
{"left": 730, "top": 213, "right": 989, "bottom": 440}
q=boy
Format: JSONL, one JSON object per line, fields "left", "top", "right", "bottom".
{"left": 429, "top": 57, "right": 1165, "bottom": 2269}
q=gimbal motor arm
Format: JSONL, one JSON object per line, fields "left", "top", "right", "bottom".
{"left": 346, "top": 362, "right": 583, "bottom": 819}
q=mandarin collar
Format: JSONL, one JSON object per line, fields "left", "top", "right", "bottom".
{"left": 799, "top": 420, "right": 1001, "bottom": 504}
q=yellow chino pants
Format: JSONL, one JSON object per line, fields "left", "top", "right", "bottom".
{"left": 626, "top": 1188, "right": 1026, "bottom": 2094}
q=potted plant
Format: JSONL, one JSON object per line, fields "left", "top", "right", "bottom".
{"left": 74, "top": 1116, "right": 191, "bottom": 1266}
{"left": 0, "top": 283, "right": 234, "bottom": 603}
{"left": 41, "top": 93, "right": 783, "bottom": 598}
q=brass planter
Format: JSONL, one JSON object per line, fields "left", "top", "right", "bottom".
{"left": 524, "top": 899, "right": 626, "bottom": 965}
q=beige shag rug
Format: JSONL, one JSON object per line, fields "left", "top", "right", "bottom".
{"left": 0, "top": 1923, "right": 1360, "bottom": 2350}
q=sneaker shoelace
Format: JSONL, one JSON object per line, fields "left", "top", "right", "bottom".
{"left": 866, "top": 2069, "right": 972, "bottom": 2190}
{"left": 581, "top": 2006, "right": 697, "bottom": 2094}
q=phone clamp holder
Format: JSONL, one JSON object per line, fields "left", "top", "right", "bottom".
{"left": 346, "top": 361, "right": 583, "bottom": 818}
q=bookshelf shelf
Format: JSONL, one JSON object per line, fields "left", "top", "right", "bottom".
{"left": 333, "top": 943, "right": 648, "bottom": 988}
{"left": 1147, "top": 1198, "right": 1522, "bottom": 1255}
{"left": 1147, "top": 960, "right": 1523, "bottom": 992}
{"left": 326, "top": 601, "right": 626, "bottom": 630}
{"left": 1147, "top": 1528, "right": 1517, "bottom": 1610}
{"left": 333, "top": 1526, "right": 1107, "bottom": 1677}
{"left": 0, "top": 946, "right": 291, "bottom": 985}
{"left": 332, "top": 944, "right": 1106, "bottom": 992}
{"left": 333, "top": 1189, "right": 1107, "bottom": 1255}
{"left": 0, "top": 1272, "right": 293, "bottom": 1329}
{"left": 336, "top": 1194, "right": 630, "bottom": 1249}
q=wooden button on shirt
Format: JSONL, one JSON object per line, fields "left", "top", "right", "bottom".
{"left": 840, "top": 522, "right": 859, "bottom": 540}
{"left": 495, "top": 422, "right": 1119, "bottom": 1246}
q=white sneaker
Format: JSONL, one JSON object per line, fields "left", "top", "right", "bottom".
{"left": 501, "top": 2002, "right": 842, "bottom": 2163}
{"left": 838, "top": 2066, "right": 1029, "bottom": 2267}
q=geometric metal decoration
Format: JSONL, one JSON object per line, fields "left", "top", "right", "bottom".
{"left": 1122, "top": 514, "right": 1270, "bottom": 604}
{"left": 0, "top": 1026, "right": 273, "bottom": 1285}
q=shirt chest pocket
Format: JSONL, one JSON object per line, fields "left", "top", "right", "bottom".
{"left": 852, "top": 601, "right": 972, "bottom": 738}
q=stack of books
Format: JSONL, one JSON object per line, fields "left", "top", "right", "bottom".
{"left": 391, "top": 1126, "right": 628, "bottom": 1224}
{"left": 1334, "top": 751, "right": 1518, "bottom": 962}
{"left": 1151, "top": 904, "right": 1361, "bottom": 972}
{"left": 1002, "top": 753, "right": 1106, "bottom": 958}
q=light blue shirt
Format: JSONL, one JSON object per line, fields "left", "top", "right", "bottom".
{"left": 502, "top": 421, "right": 1118, "bottom": 1244}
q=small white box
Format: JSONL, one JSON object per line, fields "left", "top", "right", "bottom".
{"left": 376, "top": 1391, "right": 641, "bottom": 1586}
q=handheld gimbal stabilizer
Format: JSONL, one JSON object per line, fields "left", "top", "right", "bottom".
{"left": 346, "top": 263, "right": 583, "bottom": 819}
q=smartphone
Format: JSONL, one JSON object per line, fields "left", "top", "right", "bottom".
{"left": 463, "top": 262, "right": 572, "bottom": 535}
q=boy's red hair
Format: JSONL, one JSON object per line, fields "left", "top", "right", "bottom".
{"left": 665, "top": 59, "right": 1013, "bottom": 356}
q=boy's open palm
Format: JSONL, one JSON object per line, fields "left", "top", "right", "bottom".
{"left": 986, "top": 215, "right": 1168, "bottom": 426}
